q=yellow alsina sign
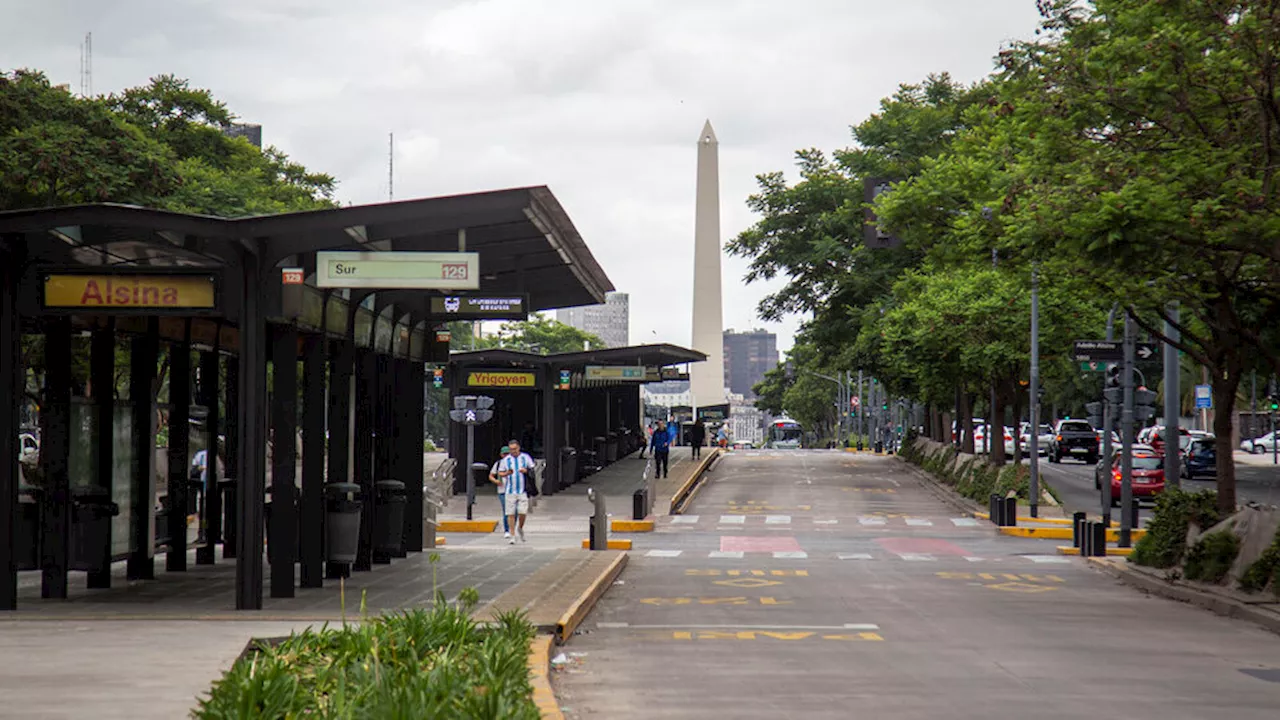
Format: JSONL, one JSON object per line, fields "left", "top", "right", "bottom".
{"left": 44, "top": 274, "right": 216, "bottom": 310}
{"left": 466, "top": 370, "right": 536, "bottom": 388}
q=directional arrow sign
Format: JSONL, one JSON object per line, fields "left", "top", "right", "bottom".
{"left": 1135, "top": 343, "right": 1158, "bottom": 361}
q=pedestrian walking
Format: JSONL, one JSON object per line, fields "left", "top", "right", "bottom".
{"left": 690, "top": 421, "right": 706, "bottom": 460}
{"left": 496, "top": 439, "right": 535, "bottom": 544}
{"left": 488, "top": 446, "right": 511, "bottom": 539}
{"left": 639, "top": 423, "right": 653, "bottom": 460}
{"left": 651, "top": 419, "right": 672, "bottom": 479}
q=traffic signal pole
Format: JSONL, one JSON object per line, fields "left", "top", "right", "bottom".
{"left": 1164, "top": 304, "right": 1180, "bottom": 489}
{"left": 1120, "top": 314, "right": 1136, "bottom": 548}
{"left": 1101, "top": 307, "right": 1116, "bottom": 527}
{"left": 1028, "top": 263, "right": 1040, "bottom": 517}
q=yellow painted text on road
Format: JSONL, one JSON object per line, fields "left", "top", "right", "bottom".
{"left": 713, "top": 578, "right": 784, "bottom": 588}
{"left": 841, "top": 487, "right": 897, "bottom": 494}
{"left": 670, "top": 631, "right": 883, "bottom": 642}
{"left": 686, "top": 569, "right": 809, "bottom": 577}
{"left": 936, "top": 571, "right": 1064, "bottom": 593}
{"left": 638, "top": 597, "right": 792, "bottom": 606}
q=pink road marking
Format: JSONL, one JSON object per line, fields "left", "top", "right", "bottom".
{"left": 720, "top": 536, "right": 803, "bottom": 553}
{"left": 875, "top": 537, "right": 972, "bottom": 557}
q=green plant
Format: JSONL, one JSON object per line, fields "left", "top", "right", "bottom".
{"left": 1131, "top": 489, "right": 1221, "bottom": 569}
{"left": 1183, "top": 530, "right": 1240, "bottom": 584}
{"left": 1239, "top": 527, "right": 1280, "bottom": 595}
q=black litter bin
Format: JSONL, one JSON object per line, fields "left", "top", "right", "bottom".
{"left": 606, "top": 433, "right": 619, "bottom": 463}
{"left": 15, "top": 486, "right": 42, "bottom": 570}
{"left": 325, "top": 483, "right": 363, "bottom": 565}
{"left": 373, "top": 480, "right": 407, "bottom": 563}
{"left": 70, "top": 488, "right": 119, "bottom": 572}
{"left": 593, "top": 436, "right": 607, "bottom": 465}
{"left": 560, "top": 447, "right": 578, "bottom": 490}
{"left": 265, "top": 484, "right": 302, "bottom": 564}
{"left": 633, "top": 488, "right": 648, "bottom": 520}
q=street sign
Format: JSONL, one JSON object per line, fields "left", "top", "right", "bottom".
{"left": 558, "top": 369, "right": 571, "bottom": 390}
{"left": 584, "top": 365, "right": 646, "bottom": 381}
{"left": 1135, "top": 343, "right": 1158, "bottom": 361}
{"left": 1073, "top": 341, "right": 1122, "bottom": 362}
{"left": 1080, "top": 361, "right": 1105, "bottom": 372}
{"left": 1194, "top": 385, "right": 1212, "bottom": 409}
{"left": 315, "top": 251, "right": 480, "bottom": 290}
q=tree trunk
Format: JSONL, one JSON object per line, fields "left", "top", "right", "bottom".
{"left": 1011, "top": 387, "right": 1023, "bottom": 461}
{"left": 1211, "top": 369, "right": 1241, "bottom": 516}
{"left": 990, "top": 384, "right": 1007, "bottom": 466}
{"left": 959, "top": 392, "right": 975, "bottom": 455}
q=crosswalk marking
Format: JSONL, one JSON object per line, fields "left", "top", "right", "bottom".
{"left": 897, "top": 553, "right": 936, "bottom": 561}
{"left": 646, "top": 550, "right": 683, "bottom": 558}
{"left": 765, "top": 515, "right": 791, "bottom": 525}
{"left": 858, "top": 517, "right": 887, "bottom": 526}
{"left": 813, "top": 519, "right": 838, "bottom": 525}
{"left": 950, "top": 518, "right": 981, "bottom": 527}
{"left": 628, "top": 551, "right": 1065, "bottom": 563}
{"left": 905, "top": 518, "right": 933, "bottom": 527}
{"left": 1025, "top": 555, "right": 1071, "bottom": 564}
{"left": 708, "top": 551, "right": 745, "bottom": 559}
{"left": 837, "top": 553, "right": 874, "bottom": 560}
{"left": 672, "top": 516, "right": 700, "bottom": 524}
{"left": 772, "top": 551, "right": 808, "bottom": 559}
{"left": 964, "top": 556, "right": 986, "bottom": 562}
{"left": 719, "top": 515, "right": 746, "bottom": 524}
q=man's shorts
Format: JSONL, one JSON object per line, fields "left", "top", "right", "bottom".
{"left": 504, "top": 493, "right": 529, "bottom": 516}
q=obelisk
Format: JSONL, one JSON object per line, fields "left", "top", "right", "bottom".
{"left": 689, "top": 120, "right": 725, "bottom": 410}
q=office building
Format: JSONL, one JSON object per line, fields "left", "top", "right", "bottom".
{"left": 723, "top": 329, "right": 778, "bottom": 398}
{"left": 556, "top": 291, "right": 629, "bottom": 348}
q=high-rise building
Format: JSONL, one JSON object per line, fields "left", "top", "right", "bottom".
{"left": 556, "top": 291, "right": 629, "bottom": 348}
{"left": 723, "top": 329, "right": 778, "bottom": 398}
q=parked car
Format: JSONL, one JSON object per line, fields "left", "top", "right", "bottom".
{"left": 1018, "top": 423, "right": 1053, "bottom": 457}
{"left": 1145, "top": 426, "right": 1190, "bottom": 454}
{"left": 1241, "top": 431, "right": 1278, "bottom": 455}
{"left": 1094, "top": 443, "right": 1165, "bottom": 505}
{"left": 1050, "top": 420, "right": 1099, "bottom": 464}
{"left": 1182, "top": 436, "right": 1216, "bottom": 480}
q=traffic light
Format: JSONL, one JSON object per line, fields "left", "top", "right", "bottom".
{"left": 1134, "top": 386, "right": 1158, "bottom": 421}
{"left": 1105, "top": 363, "right": 1121, "bottom": 387}
{"left": 1085, "top": 401, "right": 1104, "bottom": 429}
{"left": 432, "top": 368, "right": 444, "bottom": 388}
{"left": 1103, "top": 363, "right": 1123, "bottom": 404}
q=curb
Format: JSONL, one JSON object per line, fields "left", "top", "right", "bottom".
{"left": 528, "top": 634, "right": 565, "bottom": 720}
{"left": 580, "top": 538, "right": 632, "bottom": 550}
{"left": 438, "top": 520, "right": 498, "bottom": 533}
{"left": 1000, "top": 526, "right": 1145, "bottom": 541}
{"left": 669, "top": 449, "right": 722, "bottom": 515}
{"left": 1086, "top": 557, "right": 1280, "bottom": 636}
{"left": 1057, "top": 545, "right": 1132, "bottom": 556}
{"left": 556, "top": 551, "right": 628, "bottom": 644}
{"left": 894, "top": 458, "right": 986, "bottom": 518}
{"left": 975, "top": 511, "right": 1109, "bottom": 527}
{"left": 610, "top": 518, "right": 654, "bottom": 533}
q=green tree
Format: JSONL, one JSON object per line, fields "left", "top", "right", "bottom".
{"left": 477, "top": 313, "right": 604, "bottom": 354}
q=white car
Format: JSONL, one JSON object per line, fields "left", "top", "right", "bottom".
{"left": 1019, "top": 423, "right": 1053, "bottom": 456}
{"left": 1241, "top": 431, "right": 1278, "bottom": 454}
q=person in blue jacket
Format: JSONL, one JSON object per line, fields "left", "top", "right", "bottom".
{"left": 651, "top": 419, "right": 673, "bottom": 479}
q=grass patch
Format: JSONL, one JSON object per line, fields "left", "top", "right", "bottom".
{"left": 1131, "top": 489, "right": 1220, "bottom": 569}
{"left": 193, "top": 589, "right": 538, "bottom": 719}
{"left": 1239, "top": 527, "right": 1280, "bottom": 596}
{"left": 1183, "top": 530, "right": 1240, "bottom": 584}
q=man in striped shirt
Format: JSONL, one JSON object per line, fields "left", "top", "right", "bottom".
{"left": 496, "top": 439, "right": 535, "bottom": 544}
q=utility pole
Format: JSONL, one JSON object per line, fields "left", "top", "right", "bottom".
{"left": 1028, "top": 264, "right": 1040, "bottom": 517}
{"left": 1101, "top": 306, "right": 1116, "bottom": 527}
{"left": 1163, "top": 304, "right": 1180, "bottom": 488}
{"left": 1120, "top": 314, "right": 1136, "bottom": 547}
{"left": 857, "top": 370, "right": 864, "bottom": 447}
{"left": 388, "top": 132, "right": 394, "bottom": 201}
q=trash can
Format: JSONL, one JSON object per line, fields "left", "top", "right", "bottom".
{"left": 606, "top": 433, "right": 619, "bottom": 463}
{"left": 593, "top": 436, "right": 608, "bottom": 465}
{"left": 373, "top": 480, "right": 406, "bottom": 563}
{"left": 560, "top": 447, "right": 578, "bottom": 490}
{"left": 633, "top": 488, "right": 648, "bottom": 521}
{"left": 265, "top": 484, "right": 301, "bottom": 564}
{"left": 325, "top": 482, "right": 363, "bottom": 565}
{"left": 15, "top": 486, "right": 42, "bottom": 570}
{"left": 70, "top": 487, "right": 120, "bottom": 572}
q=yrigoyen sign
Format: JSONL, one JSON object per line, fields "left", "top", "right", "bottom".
{"left": 315, "top": 251, "right": 479, "bottom": 290}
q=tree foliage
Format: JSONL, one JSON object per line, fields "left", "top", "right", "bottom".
{"left": 475, "top": 314, "right": 605, "bottom": 355}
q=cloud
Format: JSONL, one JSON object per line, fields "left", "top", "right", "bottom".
{"left": 0, "top": 0, "right": 1044, "bottom": 354}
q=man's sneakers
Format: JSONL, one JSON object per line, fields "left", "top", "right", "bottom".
{"left": 508, "top": 536, "right": 516, "bottom": 545}
{"left": 503, "top": 531, "right": 511, "bottom": 539}
{"left": 519, "top": 528, "right": 526, "bottom": 543}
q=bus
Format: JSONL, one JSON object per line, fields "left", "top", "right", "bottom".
{"left": 769, "top": 417, "right": 803, "bottom": 449}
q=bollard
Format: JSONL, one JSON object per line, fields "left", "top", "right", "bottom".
{"left": 632, "top": 489, "right": 648, "bottom": 521}
{"left": 1089, "top": 520, "right": 1107, "bottom": 557}
{"left": 989, "top": 494, "right": 1002, "bottom": 526}
{"left": 1072, "top": 511, "right": 1087, "bottom": 548}
{"left": 587, "top": 488, "right": 608, "bottom": 550}
{"left": 1081, "top": 521, "right": 1094, "bottom": 556}
{"left": 1002, "top": 497, "right": 1018, "bottom": 527}
{"left": 1129, "top": 498, "right": 1140, "bottom": 532}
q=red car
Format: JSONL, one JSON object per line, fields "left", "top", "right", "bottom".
{"left": 1103, "top": 451, "right": 1165, "bottom": 505}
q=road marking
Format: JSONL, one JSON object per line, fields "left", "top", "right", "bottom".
{"left": 645, "top": 549, "right": 683, "bottom": 558}
{"left": 669, "top": 630, "right": 884, "bottom": 641}
{"left": 838, "top": 553, "right": 874, "bottom": 560}
{"left": 859, "top": 517, "right": 887, "bottom": 526}
{"left": 686, "top": 569, "right": 808, "bottom": 576}
{"left": 719, "top": 515, "right": 745, "bottom": 524}
{"left": 964, "top": 556, "right": 986, "bottom": 562}
{"left": 897, "top": 553, "right": 935, "bottom": 561}
{"left": 905, "top": 518, "right": 933, "bottom": 527}
{"left": 708, "top": 551, "right": 744, "bottom": 559}
{"left": 720, "top": 535, "right": 802, "bottom": 553}
{"left": 813, "top": 519, "right": 838, "bottom": 525}
{"left": 598, "top": 623, "right": 879, "bottom": 630}
{"left": 950, "top": 518, "right": 981, "bottom": 527}
{"left": 672, "top": 516, "right": 699, "bottom": 524}
{"left": 713, "top": 578, "right": 784, "bottom": 588}
{"left": 765, "top": 515, "right": 791, "bottom": 525}
{"left": 772, "top": 551, "right": 808, "bottom": 559}
{"left": 1025, "top": 555, "right": 1071, "bottom": 564}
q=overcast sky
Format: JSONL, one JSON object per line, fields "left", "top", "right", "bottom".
{"left": 3, "top": 0, "right": 1043, "bottom": 355}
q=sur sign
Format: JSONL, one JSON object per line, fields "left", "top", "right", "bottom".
{"left": 43, "top": 274, "right": 216, "bottom": 311}
{"left": 315, "top": 251, "right": 479, "bottom": 290}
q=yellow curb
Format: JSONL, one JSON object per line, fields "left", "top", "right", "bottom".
{"left": 999, "top": 526, "right": 1145, "bottom": 541}
{"left": 610, "top": 518, "right": 654, "bottom": 533}
{"left": 528, "top": 634, "right": 564, "bottom": 720}
{"left": 975, "top": 511, "right": 1109, "bottom": 527}
{"left": 1057, "top": 545, "right": 1133, "bottom": 556}
{"left": 581, "top": 538, "right": 632, "bottom": 550}
{"left": 669, "top": 448, "right": 722, "bottom": 515}
{"left": 556, "top": 551, "right": 628, "bottom": 644}
{"left": 438, "top": 520, "right": 498, "bottom": 533}
{"left": 435, "top": 536, "right": 447, "bottom": 546}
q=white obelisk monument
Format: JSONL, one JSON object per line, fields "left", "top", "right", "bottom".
{"left": 689, "top": 120, "right": 726, "bottom": 410}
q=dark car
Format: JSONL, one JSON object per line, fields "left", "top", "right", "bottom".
{"left": 1049, "top": 420, "right": 1099, "bottom": 464}
{"left": 1182, "top": 436, "right": 1216, "bottom": 480}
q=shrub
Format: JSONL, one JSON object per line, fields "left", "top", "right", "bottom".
{"left": 193, "top": 599, "right": 538, "bottom": 719}
{"left": 1131, "top": 489, "right": 1220, "bottom": 569}
{"left": 1183, "top": 530, "right": 1240, "bottom": 584}
{"left": 1239, "top": 527, "right": 1280, "bottom": 595}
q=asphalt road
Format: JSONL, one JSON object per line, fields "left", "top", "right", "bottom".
{"left": 554, "top": 451, "right": 1280, "bottom": 720}
{"left": 1035, "top": 453, "right": 1280, "bottom": 527}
